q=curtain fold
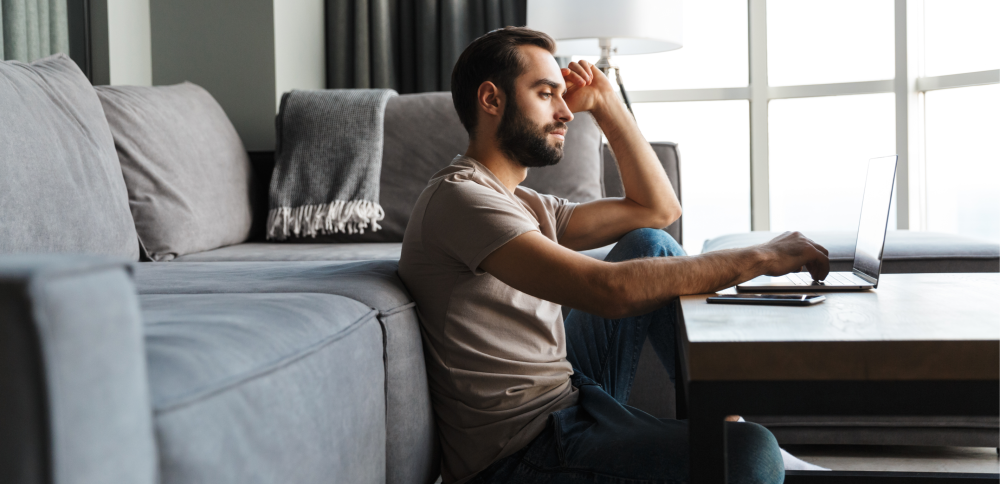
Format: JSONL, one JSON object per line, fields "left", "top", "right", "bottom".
{"left": 1, "top": 0, "right": 68, "bottom": 62}
{"left": 326, "top": 0, "right": 526, "bottom": 93}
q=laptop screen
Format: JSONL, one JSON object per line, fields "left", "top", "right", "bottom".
{"left": 852, "top": 156, "right": 898, "bottom": 282}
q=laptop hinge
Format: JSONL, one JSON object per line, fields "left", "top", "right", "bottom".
{"left": 852, "top": 269, "right": 878, "bottom": 285}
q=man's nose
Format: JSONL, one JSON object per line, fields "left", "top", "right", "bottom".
{"left": 557, "top": 102, "right": 573, "bottom": 123}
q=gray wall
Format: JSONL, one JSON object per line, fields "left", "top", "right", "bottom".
{"left": 150, "top": 0, "right": 277, "bottom": 151}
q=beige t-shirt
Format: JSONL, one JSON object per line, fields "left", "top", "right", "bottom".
{"left": 398, "top": 155, "right": 580, "bottom": 483}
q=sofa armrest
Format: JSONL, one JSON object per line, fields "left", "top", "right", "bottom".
{"left": 601, "top": 142, "right": 683, "bottom": 245}
{"left": 0, "top": 256, "right": 156, "bottom": 484}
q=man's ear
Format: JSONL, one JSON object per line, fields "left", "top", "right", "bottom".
{"left": 477, "top": 81, "right": 503, "bottom": 118}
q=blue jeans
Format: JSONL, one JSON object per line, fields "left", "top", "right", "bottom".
{"left": 468, "top": 228, "right": 784, "bottom": 484}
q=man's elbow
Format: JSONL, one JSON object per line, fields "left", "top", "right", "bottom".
{"left": 650, "top": 203, "right": 682, "bottom": 229}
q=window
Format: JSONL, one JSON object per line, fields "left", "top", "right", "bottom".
{"left": 767, "top": 0, "right": 895, "bottom": 86}
{"left": 923, "top": 0, "right": 1000, "bottom": 77}
{"left": 565, "top": 0, "right": 999, "bottom": 248}
{"left": 632, "top": 101, "right": 751, "bottom": 254}
{"left": 919, "top": 0, "right": 1000, "bottom": 242}
{"left": 924, "top": 84, "right": 1000, "bottom": 241}
{"left": 769, "top": 93, "right": 896, "bottom": 233}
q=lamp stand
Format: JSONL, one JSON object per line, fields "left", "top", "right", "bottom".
{"left": 595, "top": 38, "right": 636, "bottom": 119}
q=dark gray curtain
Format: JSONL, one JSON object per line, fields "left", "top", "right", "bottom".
{"left": 1, "top": 0, "right": 69, "bottom": 61}
{"left": 326, "top": 0, "right": 526, "bottom": 93}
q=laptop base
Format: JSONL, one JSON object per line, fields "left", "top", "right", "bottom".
{"left": 736, "top": 272, "right": 874, "bottom": 292}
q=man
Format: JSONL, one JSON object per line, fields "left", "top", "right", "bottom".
{"left": 398, "top": 27, "right": 829, "bottom": 484}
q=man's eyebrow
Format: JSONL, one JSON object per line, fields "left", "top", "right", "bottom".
{"left": 529, "top": 78, "right": 563, "bottom": 90}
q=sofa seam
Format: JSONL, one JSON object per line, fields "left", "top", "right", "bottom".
{"left": 153, "top": 307, "right": 379, "bottom": 414}
{"left": 137, "top": 290, "right": 415, "bottom": 319}
{"left": 379, "top": 301, "right": 416, "bottom": 317}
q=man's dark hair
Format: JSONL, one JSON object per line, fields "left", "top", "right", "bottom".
{"left": 451, "top": 27, "right": 556, "bottom": 139}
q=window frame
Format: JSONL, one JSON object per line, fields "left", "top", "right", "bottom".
{"left": 626, "top": 0, "right": 999, "bottom": 231}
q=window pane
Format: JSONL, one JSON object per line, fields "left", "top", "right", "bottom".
{"left": 769, "top": 93, "right": 896, "bottom": 233}
{"left": 571, "top": 0, "right": 748, "bottom": 90}
{"left": 924, "top": 0, "right": 1000, "bottom": 77}
{"left": 925, "top": 84, "right": 1000, "bottom": 242}
{"left": 767, "top": 0, "right": 894, "bottom": 86}
{"left": 632, "top": 101, "right": 751, "bottom": 254}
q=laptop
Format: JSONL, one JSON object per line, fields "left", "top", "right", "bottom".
{"left": 737, "top": 155, "right": 898, "bottom": 292}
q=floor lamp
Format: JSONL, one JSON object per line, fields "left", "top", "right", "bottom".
{"left": 527, "top": 0, "right": 683, "bottom": 118}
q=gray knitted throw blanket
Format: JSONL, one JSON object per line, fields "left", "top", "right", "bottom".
{"left": 267, "top": 88, "right": 398, "bottom": 240}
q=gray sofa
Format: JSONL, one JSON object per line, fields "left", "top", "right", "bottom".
{"left": 2, "top": 53, "right": 997, "bottom": 484}
{"left": 0, "top": 54, "right": 674, "bottom": 484}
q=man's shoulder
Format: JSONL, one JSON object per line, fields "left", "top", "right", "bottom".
{"left": 423, "top": 160, "right": 511, "bottom": 207}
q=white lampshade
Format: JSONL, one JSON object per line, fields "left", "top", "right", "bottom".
{"left": 527, "top": 0, "right": 683, "bottom": 56}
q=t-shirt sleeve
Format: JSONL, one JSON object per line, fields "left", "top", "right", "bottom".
{"left": 423, "top": 179, "right": 542, "bottom": 275}
{"left": 515, "top": 186, "right": 579, "bottom": 241}
{"left": 538, "top": 193, "right": 578, "bottom": 240}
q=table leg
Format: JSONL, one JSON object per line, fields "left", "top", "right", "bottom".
{"left": 689, "top": 384, "right": 727, "bottom": 484}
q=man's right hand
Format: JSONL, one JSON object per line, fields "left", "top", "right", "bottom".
{"left": 758, "top": 231, "right": 831, "bottom": 281}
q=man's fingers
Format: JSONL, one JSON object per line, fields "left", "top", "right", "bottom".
{"left": 567, "top": 62, "right": 591, "bottom": 84}
{"left": 581, "top": 60, "right": 603, "bottom": 81}
{"left": 805, "top": 247, "right": 831, "bottom": 281}
{"left": 563, "top": 70, "right": 587, "bottom": 91}
{"left": 807, "top": 263, "right": 830, "bottom": 282}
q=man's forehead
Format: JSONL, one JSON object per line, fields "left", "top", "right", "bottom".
{"left": 517, "top": 46, "right": 565, "bottom": 90}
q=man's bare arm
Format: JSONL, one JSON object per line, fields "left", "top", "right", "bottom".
{"left": 558, "top": 61, "right": 682, "bottom": 251}
{"left": 481, "top": 231, "right": 830, "bottom": 319}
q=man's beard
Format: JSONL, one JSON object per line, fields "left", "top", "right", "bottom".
{"left": 495, "top": 94, "right": 565, "bottom": 168}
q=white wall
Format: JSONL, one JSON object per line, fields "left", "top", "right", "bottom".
{"left": 90, "top": 0, "right": 153, "bottom": 86}
{"left": 274, "top": 0, "right": 326, "bottom": 110}
{"left": 108, "top": 0, "right": 153, "bottom": 85}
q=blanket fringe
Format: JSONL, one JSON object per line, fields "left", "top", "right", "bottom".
{"left": 266, "top": 200, "right": 386, "bottom": 240}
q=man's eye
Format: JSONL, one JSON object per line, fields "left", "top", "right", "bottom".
{"left": 541, "top": 92, "right": 552, "bottom": 98}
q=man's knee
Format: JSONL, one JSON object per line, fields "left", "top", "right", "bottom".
{"left": 613, "top": 228, "right": 686, "bottom": 260}
{"left": 726, "top": 422, "right": 785, "bottom": 484}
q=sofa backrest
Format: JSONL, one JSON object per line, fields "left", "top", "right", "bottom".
{"left": 0, "top": 55, "right": 140, "bottom": 260}
{"left": 260, "top": 91, "right": 605, "bottom": 243}
{"left": 245, "top": 91, "right": 684, "bottom": 244}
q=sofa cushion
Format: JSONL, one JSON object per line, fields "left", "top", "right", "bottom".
{"left": 133, "top": 260, "right": 439, "bottom": 484}
{"left": 304, "top": 92, "right": 603, "bottom": 243}
{"left": 96, "top": 83, "right": 253, "bottom": 261}
{"left": 702, "top": 230, "right": 1000, "bottom": 273}
{"left": 134, "top": 260, "right": 412, "bottom": 311}
{"left": 142, "top": 292, "right": 385, "bottom": 483}
{"left": 174, "top": 242, "right": 403, "bottom": 262}
{"left": 0, "top": 54, "right": 139, "bottom": 259}
{"left": 174, "top": 242, "right": 615, "bottom": 263}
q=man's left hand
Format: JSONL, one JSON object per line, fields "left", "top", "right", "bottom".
{"left": 561, "top": 60, "right": 616, "bottom": 113}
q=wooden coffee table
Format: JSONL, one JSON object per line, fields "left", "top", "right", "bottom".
{"left": 678, "top": 273, "right": 1000, "bottom": 483}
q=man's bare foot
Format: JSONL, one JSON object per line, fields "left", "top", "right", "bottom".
{"left": 724, "top": 415, "right": 741, "bottom": 422}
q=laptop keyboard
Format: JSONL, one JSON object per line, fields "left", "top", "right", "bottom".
{"left": 786, "top": 272, "right": 863, "bottom": 286}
